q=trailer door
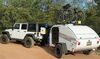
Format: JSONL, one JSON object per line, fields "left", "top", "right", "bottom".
{"left": 52, "top": 27, "right": 59, "bottom": 44}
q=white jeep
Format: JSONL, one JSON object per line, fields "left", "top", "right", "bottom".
{"left": 0, "top": 23, "right": 51, "bottom": 48}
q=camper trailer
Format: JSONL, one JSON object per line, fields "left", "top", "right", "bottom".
{"left": 49, "top": 24, "right": 100, "bottom": 58}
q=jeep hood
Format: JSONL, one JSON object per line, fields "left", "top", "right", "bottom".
{"left": 5, "top": 29, "right": 12, "bottom": 32}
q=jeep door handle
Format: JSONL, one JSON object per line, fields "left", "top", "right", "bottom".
{"left": 24, "top": 31, "right": 26, "bottom": 32}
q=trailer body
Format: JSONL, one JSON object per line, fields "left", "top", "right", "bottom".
{"left": 49, "top": 24, "right": 100, "bottom": 53}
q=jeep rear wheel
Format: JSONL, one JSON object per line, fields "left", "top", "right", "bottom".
{"left": 55, "top": 44, "right": 63, "bottom": 58}
{"left": 0, "top": 34, "right": 10, "bottom": 44}
{"left": 23, "top": 37, "right": 35, "bottom": 48}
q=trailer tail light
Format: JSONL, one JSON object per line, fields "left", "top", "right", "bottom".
{"left": 97, "top": 38, "right": 100, "bottom": 44}
{"left": 77, "top": 41, "right": 80, "bottom": 45}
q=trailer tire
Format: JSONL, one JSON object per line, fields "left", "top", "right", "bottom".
{"left": 23, "top": 37, "right": 34, "bottom": 48}
{"left": 0, "top": 34, "right": 10, "bottom": 44}
{"left": 83, "top": 50, "right": 91, "bottom": 55}
{"left": 55, "top": 44, "right": 63, "bottom": 58}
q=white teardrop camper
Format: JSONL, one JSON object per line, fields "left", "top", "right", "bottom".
{"left": 49, "top": 24, "right": 100, "bottom": 58}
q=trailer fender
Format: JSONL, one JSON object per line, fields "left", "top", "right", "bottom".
{"left": 57, "top": 43, "right": 68, "bottom": 54}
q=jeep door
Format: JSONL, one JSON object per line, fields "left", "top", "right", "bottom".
{"left": 19, "top": 24, "right": 28, "bottom": 39}
{"left": 11, "top": 24, "right": 20, "bottom": 39}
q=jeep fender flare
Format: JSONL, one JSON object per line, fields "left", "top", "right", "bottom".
{"left": 2, "top": 31, "right": 11, "bottom": 39}
{"left": 24, "top": 34, "right": 35, "bottom": 39}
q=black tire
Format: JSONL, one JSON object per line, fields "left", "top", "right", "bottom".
{"left": 23, "top": 37, "right": 35, "bottom": 48}
{"left": 55, "top": 44, "right": 63, "bottom": 58}
{"left": 0, "top": 34, "right": 10, "bottom": 44}
{"left": 83, "top": 50, "right": 91, "bottom": 55}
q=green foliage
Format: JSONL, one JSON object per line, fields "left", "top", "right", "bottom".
{"left": 0, "top": 0, "right": 60, "bottom": 27}
{"left": 0, "top": 0, "right": 100, "bottom": 35}
{"left": 84, "top": 5, "right": 100, "bottom": 35}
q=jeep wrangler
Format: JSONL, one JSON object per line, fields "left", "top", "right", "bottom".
{"left": 0, "top": 23, "right": 51, "bottom": 48}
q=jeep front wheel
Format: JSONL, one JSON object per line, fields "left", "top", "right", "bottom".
{"left": 23, "top": 37, "right": 35, "bottom": 48}
{"left": 0, "top": 34, "right": 10, "bottom": 44}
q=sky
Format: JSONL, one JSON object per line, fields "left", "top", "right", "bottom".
{"left": 52, "top": 0, "right": 97, "bottom": 10}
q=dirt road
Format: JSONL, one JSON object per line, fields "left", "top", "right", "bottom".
{"left": 0, "top": 42, "right": 100, "bottom": 59}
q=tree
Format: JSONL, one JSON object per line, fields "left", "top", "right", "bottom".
{"left": 84, "top": 1, "right": 100, "bottom": 35}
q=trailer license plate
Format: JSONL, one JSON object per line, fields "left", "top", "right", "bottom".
{"left": 87, "top": 40, "right": 92, "bottom": 46}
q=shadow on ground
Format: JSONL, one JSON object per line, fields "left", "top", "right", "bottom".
{"left": 10, "top": 40, "right": 56, "bottom": 57}
{"left": 9, "top": 40, "right": 93, "bottom": 58}
{"left": 40, "top": 46, "right": 56, "bottom": 57}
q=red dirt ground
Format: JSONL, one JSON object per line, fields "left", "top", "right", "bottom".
{"left": 0, "top": 43, "right": 100, "bottom": 59}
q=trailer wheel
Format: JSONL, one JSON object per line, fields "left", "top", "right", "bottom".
{"left": 83, "top": 50, "right": 91, "bottom": 55}
{"left": 55, "top": 44, "right": 63, "bottom": 58}
{"left": 0, "top": 34, "right": 10, "bottom": 44}
{"left": 23, "top": 37, "right": 35, "bottom": 48}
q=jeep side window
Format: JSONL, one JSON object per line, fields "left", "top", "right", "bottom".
{"left": 21, "top": 24, "right": 27, "bottom": 30}
{"left": 14, "top": 24, "right": 20, "bottom": 29}
{"left": 28, "top": 23, "right": 36, "bottom": 32}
